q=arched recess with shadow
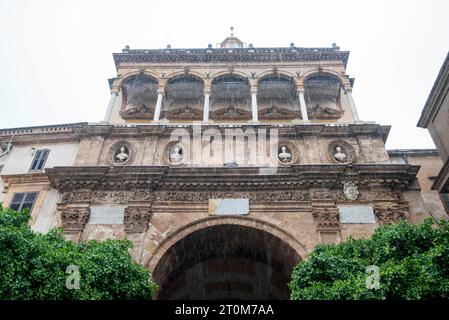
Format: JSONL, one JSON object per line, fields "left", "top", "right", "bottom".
{"left": 303, "top": 72, "right": 346, "bottom": 120}
{"left": 119, "top": 73, "right": 158, "bottom": 119}
{"left": 164, "top": 74, "right": 204, "bottom": 121}
{"left": 210, "top": 74, "right": 251, "bottom": 121}
{"left": 257, "top": 73, "right": 298, "bottom": 120}
{"left": 150, "top": 218, "right": 305, "bottom": 300}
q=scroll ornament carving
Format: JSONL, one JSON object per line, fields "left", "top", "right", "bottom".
{"left": 91, "top": 191, "right": 131, "bottom": 204}
{"left": 374, "top": 203, "right": 408, "bottom": 225}
{"left": 312, "top": 207, "right": 340, "bottom": 230}
{"left": 62, "top": 191, "right": 91, "bottom": 203}
{"left": 154, "top": 190, "right": 310, "bottom": 202}
{"left": 310, "top": 189, "right": 333, "bottom": 200}
{"left": 124, "top": 207, "right": 152, "bottom": 233}
{"left": 60, "top": 208, "right": 90, "bottom": 231}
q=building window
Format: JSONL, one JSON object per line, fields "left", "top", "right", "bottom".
{"left": 440, "top": 193, "right": 449, "bottom": 213}
{"left": 29, "top": 149, "right": 50, "bottom": 171}
{"left": 0, "top": 164, "right": 3, "bottom": 173}
{"left": 9, "top": 192, "right": 38, "bottom": 213}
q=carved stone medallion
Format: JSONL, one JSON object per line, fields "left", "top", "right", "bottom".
{"left": 164, "top": 141, "right": 189, "bottom": 165}
{"left": 343, "top": 182, "right": 359, "bottom": 201}
{"left": 327, "top": 140, "right": 356, "bottom": 164}
{"left": 108, "top": 141, "right": 136, "bottom": 165}
{"left": 277, "top": 141, "right": 299, "bottom": 165}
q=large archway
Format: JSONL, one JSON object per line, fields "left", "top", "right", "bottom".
{"left": 151, "top": 223, "right": 302, "bottom": 300}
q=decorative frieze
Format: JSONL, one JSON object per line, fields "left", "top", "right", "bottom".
{"left": 61, "top": 190, "right": 91, "bottom": 203}
{"left": 154, "top": 190, "right": 310, "bottom": 203}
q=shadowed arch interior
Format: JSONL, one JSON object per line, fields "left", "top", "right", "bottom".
{"left": 152, "top": 224, "right": 301, "bottom": 300}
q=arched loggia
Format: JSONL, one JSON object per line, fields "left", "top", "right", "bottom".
{"left": 164, "top": 74, "right": 204, "bottom": 120}
{"left": 303, "top": 72, "right": 346, "bottom": 119}
{"left": 257, "top": 74, "right": 298, "bottom": 120}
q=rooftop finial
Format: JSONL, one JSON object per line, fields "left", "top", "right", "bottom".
{"left": 230, "top": 26, "right": 234, "bottom": 37}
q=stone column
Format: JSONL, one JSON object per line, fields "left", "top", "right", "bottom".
{"left": 203, "top": 88, "right": 210, "bottom": 122}
{"left": 153, "top": 87, "right": 165, "bottom": 122}
{"left": 103, "top": 90, "right": 119, "bottom": 123}
{"left": 346, "top": 89, "right": 360, "bottom": 122}
{"left": 251, "top": 87, "right": 258, "bottom": 122}
{"left": 297, "top": 88, "right": 309, "bottom": 122}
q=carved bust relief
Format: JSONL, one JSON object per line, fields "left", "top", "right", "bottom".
{"left": 278, "top": 146, "right": 292, "bottom": 163}
{"left": 327, "top": 140, "right": 356, "bottom": 164}
{"left": 169, "top": 146, "right": 183, "bottom": 163}
{"left": 164, "top": 141, "right": 189, "bottom": 165}
{"left": 277, "top": 141, "right": 299, "bottom": 165}
{"left": 108, "top": 141, "right": 136, "bottom": 165}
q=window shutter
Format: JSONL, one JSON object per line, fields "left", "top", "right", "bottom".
{"left": 9, "top": 192, "right": 38, "bottom": 212}
{"left": 30, "top": 149, "right": 49, "bottom": 171}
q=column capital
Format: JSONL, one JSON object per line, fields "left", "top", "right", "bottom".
{"left": 296, "top": 85, "right": 305, "bottom": 93}
{"left": 343, "top": 85, "right": 353, "bottom": 93}
{"left": 204, "top": 86, "right": 211, "bottom": 95}
{"left": 157, "top": 86, "right": 165, "bottom": 95}
{"left": 111, "top": 87, "right": 120, "bottom": 96}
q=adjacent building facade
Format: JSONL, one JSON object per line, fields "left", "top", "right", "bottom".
{"left": 0, "top": 34, "right": 444, "bottom": 300}
{"left": 418, "top": 52, "right": 449, "bottom": 202}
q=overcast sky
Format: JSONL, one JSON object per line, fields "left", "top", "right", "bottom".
{"left": 1, "top": 0, "right": 448, "bottom": 149}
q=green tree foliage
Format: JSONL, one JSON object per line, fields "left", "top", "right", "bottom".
{"left": 289, "top": 219, "right": 449, "bottom": 299}
{"left": 0, "top": 205, "right": 158, "bottom": 299}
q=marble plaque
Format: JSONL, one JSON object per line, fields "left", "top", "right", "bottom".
{"left": 338, "top": 205, "right": 376, "bottom": 224}
{"left": 209, "top": 198, "right": 249, "bottom": 215}
{"left": 88, "top": 205, "right": 125, "bottom": 224}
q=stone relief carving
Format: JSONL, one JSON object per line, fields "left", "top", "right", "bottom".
{"left": 163, "top": 141, "right": 189, "bottom": 165}
{"left": 310, "top": 188, "right": 333, "bottom": 200}
{"left": 91, "top": 191, "right": 131, "bottom": 204}
{"left": 277, "top": 141, "right": 299, "bottom": 164}
{"left": 124, "top": 207, "right": 152, "bottom": 233}
{"left": 327, "top": 140, "right": 356, "bottom": 164}
{"left": 278, "top": 146, "right": 292, "bottom": 163}
{"left": 343, "top": 182, "right": 359, "bottom": 201}
{"left": 169, "top": 146, "right": 183, "bottom": 163}
{"left": 312, "top": 207, "right": 340, "bottom": 230}
{"left": 62, "top": 191, "right": 91, "bottom": 203}
{"left": 310, "top": 103, "right": 344, "bottom": 119}
{"left": 374, "top": 203, "right": 408, "bottom": 225}
{"left": 60, "top": 207, "right": 90, "bottom": 231}
{"left": 108, "top": 141, "right": 136, "bottom": 165}
{"left": 115, "top": 146, "right": 129, "bottom": 163}
{"left": 154, "top": 190, "right": 310, "bottom": 203}
{"left": 333, "top": 146, "right": 347, "bottom": 163}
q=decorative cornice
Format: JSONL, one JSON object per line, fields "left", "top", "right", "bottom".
{"left": 387, "top": 149, "right": 439, "bottom": 157}
{"left": 0, "top": 173, "right": 49, "bottom": 192}
{"left": 113, "top": 47, "right": 349, "bottom": 70}
{"left": 71, "top": 123, "right": 391, "bottom": 142}
{"left": 0, "top": 123, "right": 87, "bottom": 145}
{"left": 46, "top": 164, "right": 419, "bottom": 192}
{"left": 418, "top": 52, "right": 449, "bottom": 128}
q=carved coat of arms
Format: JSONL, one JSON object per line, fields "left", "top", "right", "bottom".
{"left": 343, "top": 182, "right": 359, "bottom": 201}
